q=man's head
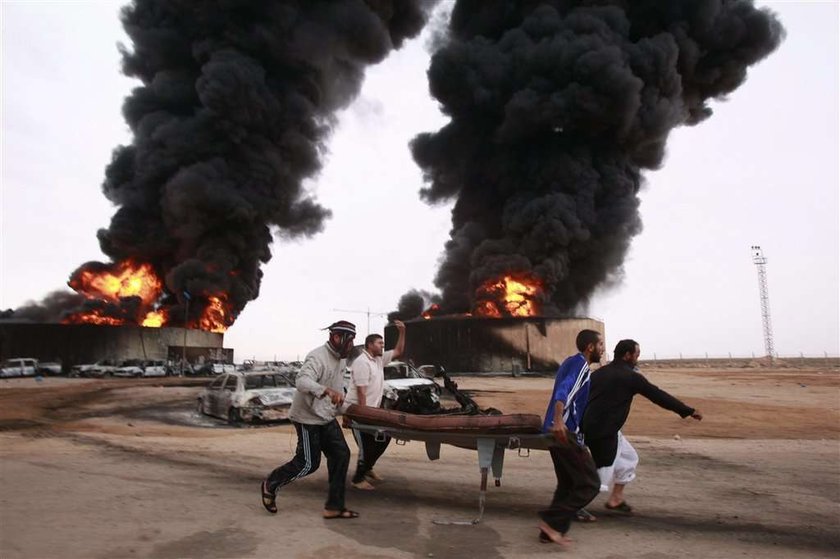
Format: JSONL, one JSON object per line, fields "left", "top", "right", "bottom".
{"left": 613, "top": 339, "right": 640, "bottom": 366}
{"left": 326, "top": 320, "right": 356, "bottom": 358}
{"left": 576, "top": 329, "right": 604, "bottom": 364}
{"left": 365, "top": 334, "right": 385, "bottom": 357}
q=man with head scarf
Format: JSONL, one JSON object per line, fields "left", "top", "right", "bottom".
{"left": 261, "top": 320, "right": 360, "bottom": 519}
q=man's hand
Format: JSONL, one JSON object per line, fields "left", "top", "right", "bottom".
{"left": 690, "top": 410, "right": 703, "bottom": 421}
{"left": 394, "top": 320, "right": 405, "bottom": 331}
{"left": 341, "top": 416, "right": 351, "bottom": 429}
{"left": 321, "top": 387, "right": 344, "bottom": 406}
{"left": 549, "top": 422, "right": 570, "bottom": 444}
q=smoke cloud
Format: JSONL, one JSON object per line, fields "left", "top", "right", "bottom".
{"left": 12, "top": 0, "right": 435, "bottom": 326}
{"left": 399, "top": 0, "right": 784, "bottom": 318}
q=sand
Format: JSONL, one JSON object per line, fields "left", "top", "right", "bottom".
{"left": 1, "top": 365, "right": 838, "bottom": 559}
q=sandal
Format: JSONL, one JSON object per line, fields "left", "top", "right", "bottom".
{"left": 604, "top": 501, "right": 633, "bottom": 514}
{"left": 574, "top": 508, "right": 597, "bottom": 522}
{"left": 260, "top": 480, "right": 277, "bottom": 514}
{"left": 323, "top": 508, "right": 360, "bottom": 520}
{"left": 538, "top": 529, "right": 552, "bottom": 544}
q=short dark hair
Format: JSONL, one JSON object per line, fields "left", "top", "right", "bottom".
{"left": 613, "top": 339, "right": 639, "bottom": 360}
{"left": 575, "top": 329, "right": 601, "bottom": 352}
{"left": 365, "top": 334, "right": 383, "bottom": 348}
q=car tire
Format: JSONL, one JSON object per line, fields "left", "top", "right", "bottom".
{"left": 197, "top": 399, "right": 206, "bottom": 415}
{"left": 228, "top": 408, "right": 242, "bottom": 426}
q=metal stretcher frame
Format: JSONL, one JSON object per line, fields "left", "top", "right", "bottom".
{"left": 349, "top": 420, "right": 556, "bottom": 525}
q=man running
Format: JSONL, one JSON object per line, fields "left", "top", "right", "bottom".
{"left": 582, "top": 339, "right": 703, "bottom": 514}
{"left": 260, "top": 320, "right": 359, "bottom": 519}
{"left": 538, "top": 329, "right": 603, "bottom": 547}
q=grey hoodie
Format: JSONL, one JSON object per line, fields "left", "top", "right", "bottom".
{"left": 289, "top": 343, "right": 347, "bottom": 425}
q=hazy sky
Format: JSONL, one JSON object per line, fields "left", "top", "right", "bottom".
{"left": 1, "top": 1, "right": 838, "bottom": 361}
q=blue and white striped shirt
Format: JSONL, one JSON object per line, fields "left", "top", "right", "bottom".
{"left": 542, "top": 353, "right": 591, "bottom": 442}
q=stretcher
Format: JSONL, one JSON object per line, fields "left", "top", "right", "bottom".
{"left": 345, "top": 404, "right": 558, "bottom": 525}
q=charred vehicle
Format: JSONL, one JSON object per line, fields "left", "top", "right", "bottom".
{"left": 381, "top": 360, "right": 442, "bottom": 411}
{"left": 197, "top": 371, "right": 296, "bottom": 424}
{"left": 69, "top": 359, "right": 119, "bottom": 378}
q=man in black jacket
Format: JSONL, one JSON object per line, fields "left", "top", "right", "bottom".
{"left": 581, "top": 339, "right": 703, "bottom": 514}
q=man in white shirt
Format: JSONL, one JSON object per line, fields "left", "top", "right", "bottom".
{"left": 346, "top": 320, "right": 406, "bottom": 490}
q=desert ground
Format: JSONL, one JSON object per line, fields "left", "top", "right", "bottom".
{"left": 1, "top": 364, "right": 838, "bottom": 559}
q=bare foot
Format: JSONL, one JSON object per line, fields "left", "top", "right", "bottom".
{"left": 538, "top": 522, "right": 573, "bottom": 549}
{"left": 352, "top": 479, "right": 375, "bottom": 490}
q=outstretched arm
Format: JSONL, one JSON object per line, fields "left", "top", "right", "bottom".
{"left": 634, "top": 372, "right": 698, "bottom": 418}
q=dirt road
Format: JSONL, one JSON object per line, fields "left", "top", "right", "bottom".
{"left": 1, "top": 367, "right": 838, "bottom": 558}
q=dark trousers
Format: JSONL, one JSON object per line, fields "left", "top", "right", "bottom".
{"left": 538, "top": 442, "right": 600, "bottom": 534}
{"left": 265, "top": 420, "right": 350, "bottom": 511}
{"left": 351, "top": 428, "right": 391, "bottom": 483}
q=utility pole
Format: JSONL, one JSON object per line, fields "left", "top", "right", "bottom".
{"left": 751, "top": 246, "right": 775, "bottom": 360}
{"left": 181, "top": 291, "right": 191, "bottom": 375}
{"left": 331, "top": 307, "right": 389, "bottom": 336}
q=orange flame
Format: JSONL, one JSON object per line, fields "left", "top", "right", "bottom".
{"left": 64, "top": 260, "right": 167, "bottom": 327}
{"left": 474, "top": 274, "right": 542, "bottom": 317}
{"left": 63, "top": 309, "right": 125, "bottom": 326}
{"left": 70, "top": 260, "right": 162, "bottom": 306}
{"left": 142, "top": 309, "right": 168, "bottom": 327}
{"left": 197, "top": 295, "right": 230, "bottom": 333}
{"left": 421, "top": 304, "right": 441, "bottom": 319}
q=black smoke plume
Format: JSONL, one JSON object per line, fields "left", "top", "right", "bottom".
{"left": 399, "top": 0, "right": 784, "bottom": 318}
{"left": 388, "top": 289, "right": 440, "bottom": 321}
{"left": 12, "top": 0, "right": 435, "bottom": 327}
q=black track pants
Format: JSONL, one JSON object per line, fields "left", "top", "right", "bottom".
{"left": 265, "top": 419, "right": 350, "bottom": 511}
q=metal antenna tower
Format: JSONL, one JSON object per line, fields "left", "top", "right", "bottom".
{"left": 331, "top": 307, "right": 389, "bottom": 336}
{"left": 750, "top": 246, "right": 775, "bottom": 359}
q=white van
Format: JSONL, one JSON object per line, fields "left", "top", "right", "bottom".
{"left": 1, "top": 358, "right": 38, "bottom": 378}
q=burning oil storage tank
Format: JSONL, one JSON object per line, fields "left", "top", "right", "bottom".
{"left": 0, "top": 322, "right": 227, "bottom": 370}
{"left": 385, "top": 316, "right": 604, "bottom": 374}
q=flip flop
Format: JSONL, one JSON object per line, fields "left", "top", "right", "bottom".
{"left": 538, "top": 530, "right": 552, "bottom": 544}
{"left": 604, "top": 501, "right": 633, "bottom": 514}
{"left": 260, "top": 480, "right": 277, "bottom": 514}
{"left": 323, "top": 509, "right": 360, "bottom": 520}
{"left": 574, "top": 508, "right": 597, "bottom": 522}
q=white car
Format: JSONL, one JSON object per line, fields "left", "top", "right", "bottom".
{"left": 113, "top": 359, "right": 167, "bottom": 378}
{"left": 197, "top": 371, "right": 296, "bottom": 424}
{"left": 1, "top": 358, "right": 38, "bottom": 378}
{"left": 381, "top": 360, "right": 442, "bottom": 409}
{"left": 70, "top": 359, "right": 119, "bottom": 378}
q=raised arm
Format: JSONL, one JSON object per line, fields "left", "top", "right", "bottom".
{"left": 391, "top": 320, "right": 406, "bottom": 360}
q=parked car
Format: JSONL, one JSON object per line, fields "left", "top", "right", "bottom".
{"left": 381, "top": 360, "right": 442, "bottom": 409}
{"left": 195, "top": 360, "right": 236, "bottom": 376}
{"left": 344, "top": 356, "right": 442, "bottom": 410}
{"left": 37, "top": 362, "right": 63, "bottom": 376}
{"left": 197, "top": 371, "right": 296, "bottom": 424}
{"left": 70, "top": 359, "right": 119, "bottom": 378}
{"left": 143, "top": 360, "right": 169, "bottom": 377}
{"left": 112, "top": 359, "right": 168, "bottom": 378}
{"left": 1, "top": 358, "right": 38, "bottom": 378}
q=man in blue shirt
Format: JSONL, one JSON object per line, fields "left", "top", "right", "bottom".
{"left": 538, "top": 329, "right": 603, "bottom": 547}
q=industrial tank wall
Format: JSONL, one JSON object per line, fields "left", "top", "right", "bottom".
{"left": 0, "top": 323, "right": 224, "bottom": 368}
{"left": 385, "top": 317, "right": 604, "bottom": 374}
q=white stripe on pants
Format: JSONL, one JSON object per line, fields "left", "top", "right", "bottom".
{"left": 596, "top": 431, "right": 638, "bottom": 492}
